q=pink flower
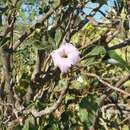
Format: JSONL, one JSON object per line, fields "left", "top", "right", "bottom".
{"left": 51, "top": 43, "right": 80, "bottom": 73}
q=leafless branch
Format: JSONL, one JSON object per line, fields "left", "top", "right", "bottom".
{"left": 109, "top": 38, "right": 130, "bottom": 50}
{"left": 24, "top": 83, "right": 69, "bottom": 117}
{"left": 12, "top": 4, "right": 61, "bottom": 51}
{"left": 88, "top": 72, "right": 130, "bottom": 130}
{"left": 0, "top": 48, "right": 14, "bottom": 103}
{"left": 0, "top": 1, "right": 17, "bottom": 39}
{"left": 115, "top": 73, "right": 130, "bottom": 88}
{"left": 31, "top": 50, "right": 45, "bottom": 82}
{"left": 86, "top": 73, "right": 130, "bottom": 97}
{"left": 58, "top": 12, "right": 74, "bottom": 45}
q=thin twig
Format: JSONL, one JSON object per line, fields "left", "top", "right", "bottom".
{"left": 115, "top": 73, "right": 130, "bottom": 88}
{"left": 12, "top": 4, "right": 61, "bottom": 51}
{"left": 86, "top": 73, "right": 130, "bottom": 96}
{"left": 23, "top": 83, "right": 69, "bottom": 117}
{"left": 87, "top": 72, "right": 130, "bottom": 130}
{"left": 109, "top": 38, "right": 130, "bottom": 50}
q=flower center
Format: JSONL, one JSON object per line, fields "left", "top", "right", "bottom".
{"left": 61, "top": 53, "right": 68, "bottom": 58}
{"left": 60, "top": 50, "right": 68, "bottom": 58}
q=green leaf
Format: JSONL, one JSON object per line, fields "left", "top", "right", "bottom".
{"left": 55, "top": 29, "right": 62, "bottom": 47}
{"left": 82, "top": 45, "right": 106, "bottom": 60}
{"left": 32, "top": 39, "right": 52, "bottom": 50}
{"left": 65, "top": 94, "right": 75, "bottom": 104}
{"left": 79, "top": 108, "right": 88, "bottom": 122}
{"left": 22, "top": 119, "right": 29, "bottom": 130}
{"left": 79, "top": 95, "right": 97, "bottom": 111}
{"left": 87, "top": 45, "right": 106, "bottom": 57}
{"left": 122, "top": 125, "right": 129, "bottom": 130}
{"left": 124, "top": 80, "right": 130, "bottom": 87}
{"left": 21, "top": 116, "right": 36, "bottom": 130}
{"left": 12, "top": 125, "right": 22, "bottom": 130}
{"left": 81, "top": 45, "right": 106, "bottom": 66}
{"left": 108, "top": 50, "right": 130, "bottom": 71}
{"left": 0, "top": 5, "right": 8, "bottom": 13}
{"left": 48, "top": 29, "right": 56, "bottom": 39}
{"left": 78, "top": 94, "right": 98, "bottom": 128}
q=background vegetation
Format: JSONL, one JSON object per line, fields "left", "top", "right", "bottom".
{"left": 0, "top": 0, "right": 130, "bottom": 129}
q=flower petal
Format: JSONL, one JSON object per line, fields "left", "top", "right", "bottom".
{"left": 51, "top": 43, "right": 80, "bottom": 73}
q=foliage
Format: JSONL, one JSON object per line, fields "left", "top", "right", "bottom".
{"left": 0, "top": 0, "right": 130, "bottom": 130}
